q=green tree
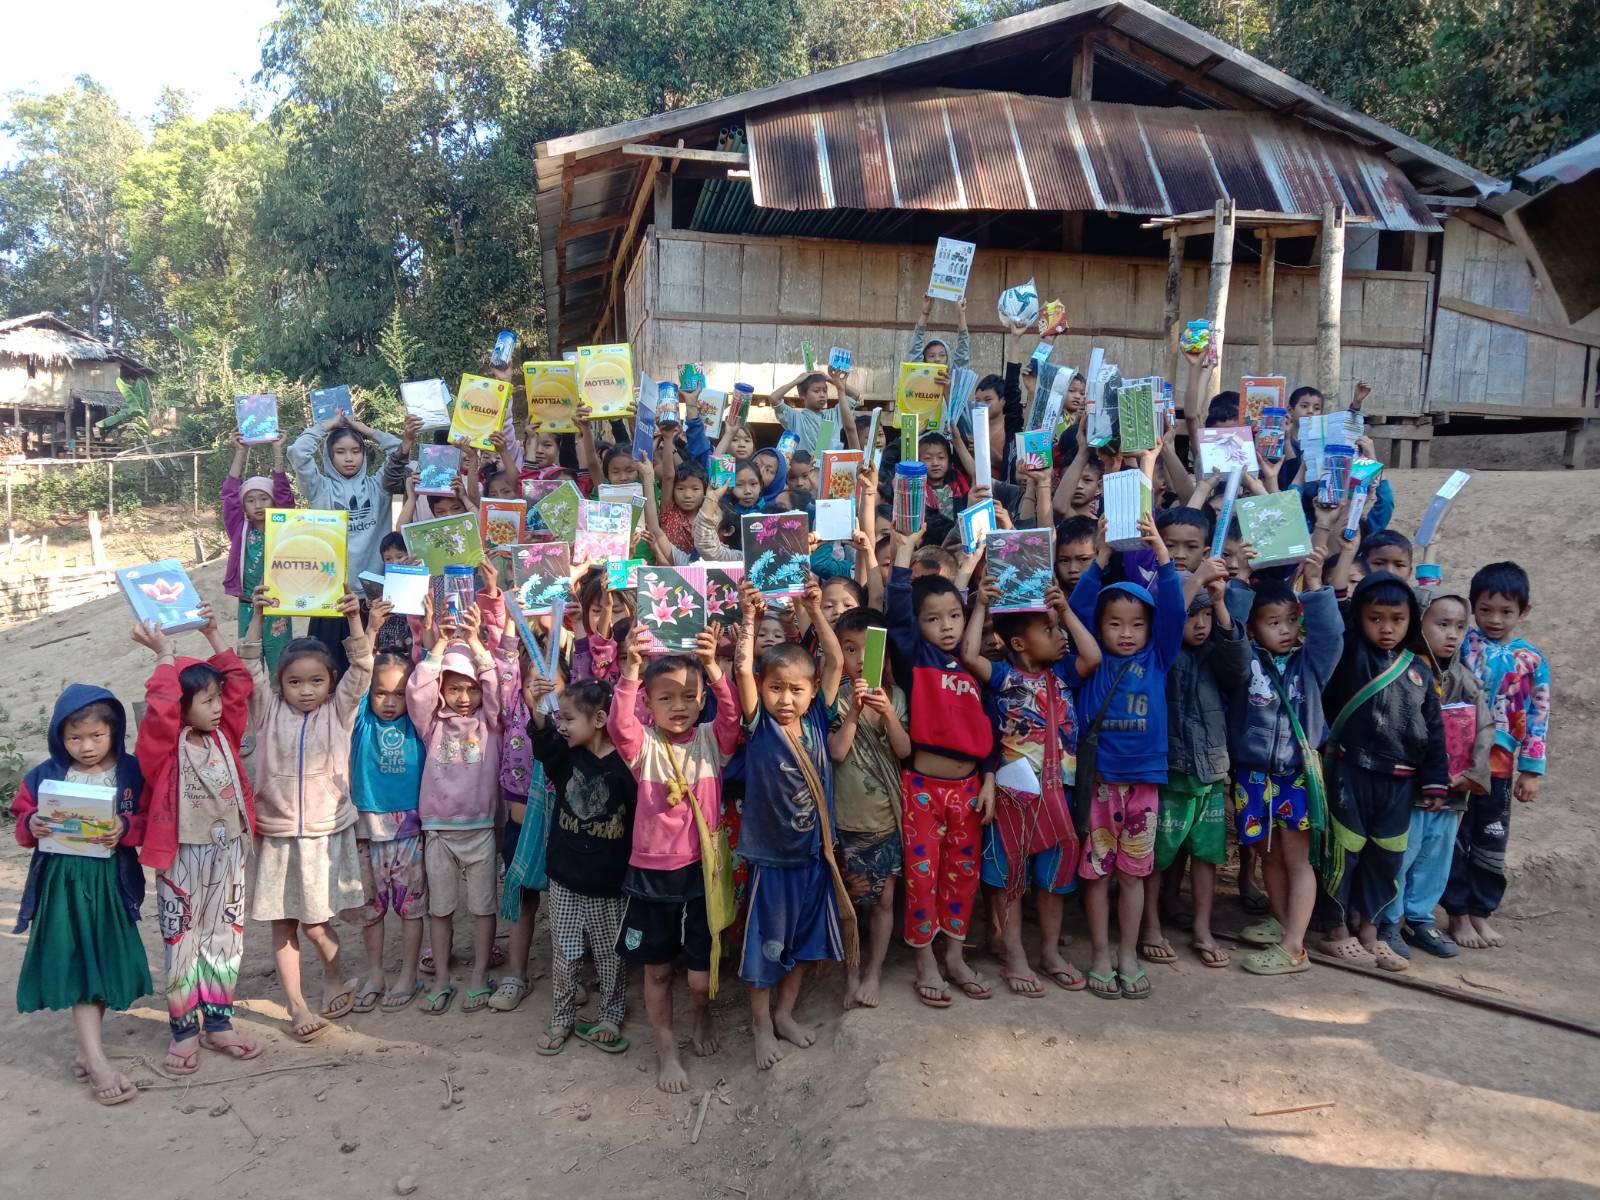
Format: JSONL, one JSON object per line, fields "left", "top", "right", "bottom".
{"left": 0, "top": 78, "right": 141, "bottom": 339}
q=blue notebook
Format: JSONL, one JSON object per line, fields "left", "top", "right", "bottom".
{"left": 117, "top": 559, "right": 207, "bottom": 633}
{"left": 310, "top": 384, "right": 354, "bottom": 424}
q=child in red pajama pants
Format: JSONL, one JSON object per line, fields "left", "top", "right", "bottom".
{"left": 887, "top": 529, "right": 998, "bottom": 1009}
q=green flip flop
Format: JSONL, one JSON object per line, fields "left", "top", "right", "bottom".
{"left": 1119, "top": 967, "right": 1152, "bottom": 999}
{"left": 573, "top": 1019, "right": 629, "bottom": 1054}
{"left": 421, "top": 985, "right": 455, "bottom": 1015}
{"left": 461, "top": 987, "right": 494, "bottom": 1015}
{"left": 1086, "top": 969, "right": 1121, "bottom": 999}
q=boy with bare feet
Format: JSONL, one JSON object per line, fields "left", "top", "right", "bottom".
{"left": 830, "top": 608, "right": 911, "bottom": 1009}
{"left": 1444, "top": 562, "right": 1549, "bottom": 950}
{"left": 962, "top": 575, "right": 1100, "bottom": 997}
{"left": 610, "top": 625, "right": 740, "bottom": 1093}
{"left": 735, "top": 580, "right": 854, "bottom": 1069}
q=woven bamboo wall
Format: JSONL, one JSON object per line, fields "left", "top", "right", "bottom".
{"left": 627, "top": 227, "right": 1432, "bottom": 416}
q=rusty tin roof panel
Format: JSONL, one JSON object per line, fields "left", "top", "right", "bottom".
{"left": 746, "top": 88, "right": 1440, "bottom": 232}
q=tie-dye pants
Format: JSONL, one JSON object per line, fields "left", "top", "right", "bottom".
{"left": 900, "top": 770, "right": 981, "bottom": 946}
{"left": 157, "top": 837, "right": 247, "bottom": 1039}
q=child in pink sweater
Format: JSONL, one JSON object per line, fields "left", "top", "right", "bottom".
{"left": 609, "top": 623, "right": 740, "bottom": 1095}
{"left": 407, "top": 602, "right": 502, "bottom": 1014}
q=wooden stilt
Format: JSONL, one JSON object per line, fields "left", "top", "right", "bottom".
{"left": 1204, "top": 199, "right": 1236, "bottom": 401}
{"left": 1316, "top": 203, "right": 1346, "bottom": 404}
{"left": 1257, "top": 234, "right": 1276, "bottom": 372}
{"left": 1164, "top": 231, "right": 1185, "bottom": 386}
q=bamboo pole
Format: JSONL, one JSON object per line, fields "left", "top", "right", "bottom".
{"left": 1258, "top": 234, "right": 1277, "bottom": 372}
{"left": 1316, "top": 203, "right": 1346, "bottom": 403}
{"left": 1164, "top": 231, "right": 1185, "bottom": 386}
{"left": 1204, "top": 199, "right": 1236, "bottom": 400}
{"left": 107, "top": 460, "right": 114, "bottom": 521}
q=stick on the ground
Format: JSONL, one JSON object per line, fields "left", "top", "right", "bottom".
{"left": 605, "top": 1136, "right": 651, "bottom": 1158}
{"left": 220, "top": 1092, "right": 262, "bottom": 1141}
{"left": 140, "top": 1060, "right": 342, "bottom": 1090}
{"left": 690, "top": 1089, "right": 712, "bottom": 1144}
{"left": 1251, "top": 1101, "right": 1336, "bottom": 1117}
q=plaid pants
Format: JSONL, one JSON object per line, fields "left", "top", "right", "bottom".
{"left": 548, "top": 880, "right": 626, "bottom": 1030}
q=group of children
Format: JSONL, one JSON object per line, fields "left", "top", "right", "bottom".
{"left": 11, "top": 326, "right": 1551, "bottom": 1105}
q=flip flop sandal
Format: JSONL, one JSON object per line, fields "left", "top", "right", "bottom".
{"left": 199, "top": 1033, "right": 263, "bottom": 1061}
{"left": 162, "top": 1050, "right": 200, "bottom": 1076}
{"left": 90, "top": 1078, "right": 139, "bottom": 1106}
{"left": 999, "top": 970, "right": 1045, "bottom": 998}
{"left": 914, "top": 982, "right": 954, "bottom": 1009}
{"left": 1137, "top": 940, "right": 1178, "bottom": 964}
{"left": 1192, "top": 943, "right": 1232, "bottom": 969}
{"left": 536, "top": 1023, "right": 572, "bottom": 1055}
{"left": 487, "top": 977, "right": 530, "bottom": 1013}
{"left": 421, "top": 986, "right": 456, "bottom": 1016}
{"left": 488, "top": 943, "right": 508, "bottom": 969}
{"left": 381, "top": 983, "right": 425, "bottom": 1013}
{"left": 461, "top": 987, "right": 495, "bottom": 1014}
{"left": 1369, "top": 942, "right": 1410, "bottom": 973}
{"left": 286, "top": 1018, "right": 330, "bottom": 1043}
{"left": 1239, "top": 918, "right": 1284, "bottom": 946}
{"left": 1119, "top": 967, "right": 1152, "bottom": 999}
{"left": 419, "top": 950, "right": 437, "bottom": 975}
{"left": 953, "top": 976, "right": 993, "bottom": 1000}
{"left": 321, "top": 982, "right": 358, "bottom": 1020}
{"left": 1086, "top": 970, "right": 1121, "bottom": 999}
{"left": 1242, "top": 943, "right": 1310, "bottom": 976}
{"left": 574, "top": 1019, "right": 630, "bottom": 1054}
{"left": 1042, "top": 966, "right": 1087, "bottom": 992}
{"left": 351, "top": 985, "right": 384, "bottom": 1014}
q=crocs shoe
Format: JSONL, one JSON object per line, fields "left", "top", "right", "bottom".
{"left": 1376, "top": 923, "right": 1411, "bottom": 960}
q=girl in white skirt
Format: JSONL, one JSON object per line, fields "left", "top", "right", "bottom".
{"left": 242, "top": 584, "right": 378, "bottom": 1041}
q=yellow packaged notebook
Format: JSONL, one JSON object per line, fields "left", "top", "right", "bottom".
{"left": 522, "top": 361, "right": 580, "bottom": 433}
{"left": 894, "top": 361, "right": 947, "bottom": 430}
{"left": 263, "top": 508, "right": 347, "bottom": 617}
{"left": 576, "top": 343, "right": 635, "bottom": 419}
{"left": 449, "top": 374, "right": 512, "bottom": 450}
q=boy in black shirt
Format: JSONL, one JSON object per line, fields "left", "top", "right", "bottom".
{"left": 525, "top": 677, "right": 637, "bottom": 1054}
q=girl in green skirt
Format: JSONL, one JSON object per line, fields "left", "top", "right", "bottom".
{"left": 11, "top": 685, "right": 152, "bottom": 1106}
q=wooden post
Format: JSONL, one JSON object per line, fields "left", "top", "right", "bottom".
{"left": 87, "top": 509, "right": 106, "bottom": 566}
{"left": 1257, "top": 234, "right": 1277, "bottom": 372}
{"left": 1071, "top": 35, "right": 1095, "bottom": 101}
{"left": 1564, "top": 419, "right": 1592, "bottom": 469}
{"left": 1163, "top": 231, "right": 1185, "bottom": 386}
{"left": 1316, "top": 203, "right": 1346, "bottom": 404}
{"left": 107, "top": 460, "right": 114, "bottom": 521}
{"left": 3, "top": 466, "right": 10, "bottom": 526}
{"left": 192, "top": 452, "right": 200, "bottom": 514}
{"left": 1204, "top": 199, "right": 1236, "bottom": 400}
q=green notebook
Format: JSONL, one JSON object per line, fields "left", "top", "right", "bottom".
{"left": 1235, "top": 491, "right": 1312, "bottom": 568}
{"left": 862, "top": 626, "right": 887, "bottom": 690}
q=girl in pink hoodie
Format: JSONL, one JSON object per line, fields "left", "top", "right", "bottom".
{"left": 407, "top": 600, "right": 503, "bottom": 1014}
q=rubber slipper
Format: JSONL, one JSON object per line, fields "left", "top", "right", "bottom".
{"left": 461, "top": 987, "right": 494, "bottom": 1015}
{"left": 419, "top": 949, "right": 437, "bottom": 975}
{"left": 422, "top": 985, "right": 456, "bottom": 1016}
{"left": 1119, "top": 967, "right": 1152, "bottom": 999}
{"left": 1137, "top": 940, "right": 1178, "bottom": 964}
{"left": 914, "top": 981, "right": 953, "bottom": 1009}
{"left": 321, "top": 980, "right": 358, "bottom": 1020}
{"left": 351, "top": 985, "right": 384, "bottom": 1014}
{"left": 1042, "top": 965, "right": 1087, "bottom": 992}
{"left": 536, "top": 1023, "right": 572, "bottom": 1055}
{"left": 1192, "top": 943, "right": 1232, "bottom": 969}
{"left": 90, "top": 1077, "right": 139, "bottom": 1106}
{"left": 162, "top": 1049, "right": 200, "bottom": 1076}
{"left": 199, "top": 1032, "right": 262, "bottom": 1061}
{"left": 574, "top": 1019, "right": 630, "bottom": 1054}
{"left": 1239, "top": 918, "right": 1284, "bottom": 946}
{"left": 1086, "top": 970, "right": 1120, "bottom": 999}
{"left": 953, "top": 975, "right": 993, "bottom": 1000}
{"left": 381, "top": 983, "right": 425, "bottom": 1012}
{"left": 286, "top": 1017, "right": 330, "bottom": 1043}
{"left": 488, "top": 943, "right": 507, "bottom": 969}
{"left": 999, "top": 969, "right": 1045, "bottom": 998}
{"left": 1242, "top": 943, "right": 1310, "bottom": 976}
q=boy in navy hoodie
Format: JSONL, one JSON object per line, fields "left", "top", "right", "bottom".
{"left": 887, "top": 527, "right": 998, "bottom": 1009}
{"left": 1068, "top": 515, "right": 1185, "bottom": 998}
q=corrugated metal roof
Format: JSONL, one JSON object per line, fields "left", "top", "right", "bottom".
{"left": 748, "top": 90, "right": 1440, "bottom": 232}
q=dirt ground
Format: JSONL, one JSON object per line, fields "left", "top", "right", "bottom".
{"left": 2, "top": 468, "right": 1598, "bottom": 1200}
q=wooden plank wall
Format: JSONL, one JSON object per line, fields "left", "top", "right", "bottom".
{"left": 625, "top": 227, "right": 1432, "bottom": 415}
{"left": 1426, "top": 217, "right": 1597, "bottom": 415}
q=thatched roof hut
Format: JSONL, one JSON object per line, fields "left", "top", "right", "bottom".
{"left": 0, "top": 313, "right": 153, "bottom": 456}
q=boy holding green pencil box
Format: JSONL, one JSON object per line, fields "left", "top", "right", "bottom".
{"left": 827, "top": 609, "right": 910, "bottom": 1010}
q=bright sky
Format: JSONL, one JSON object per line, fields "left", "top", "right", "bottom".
{"left": 4, "top": 0, "right": 280, "bottom": 127}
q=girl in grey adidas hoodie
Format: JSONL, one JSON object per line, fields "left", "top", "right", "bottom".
{"left": 288, "top": 413, "right": 402, "bottom": 587}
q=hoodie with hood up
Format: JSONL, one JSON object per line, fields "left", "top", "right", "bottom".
{"left": 10, "top": 685, "right": 146, "bottom": 934}
{"left": 407, "top": 642, "right": 502, "bottom": 830}
{"left": 1068, "top": 561, "right": 1186, "bottom": 783}
{"left": 1324, "top": 571, "right": 1449, "bottom": 800}
{"left": 288, "top": 422, "right": 402, "bottom": 584}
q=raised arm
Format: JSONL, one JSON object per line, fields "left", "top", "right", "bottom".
{"left": 734, "top": 582, "right": 763, "bottom": 722}
{"left": 960, "top": 577, "right": 996, "bottom": 683}
{"left": 805, "top": 578, "right": 845, "bottom": 709}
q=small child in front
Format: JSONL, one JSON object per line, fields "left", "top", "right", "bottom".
{"left": 962, "top": 575, "right": 1100, "bottom": 995}
{"left": 526, "top": 678, "right": 637, "bottom": 1055}
{"left": 610, "top": 624, "right": 740, "bottom": 1094}
{"left": 887, "top": 528, "right": 998, "bottom": 1008}
{"left": 1376, "top": 591, "right": 1491, "bottom": 958}
{"left": 1067, "top": 515, "right": 1185, "bottom": 998}
{"left": 133, "top": 600, "right": 259, "bottom": 1074}
{"left": 345, "top": 640, "right": 429, "bottom": 1012}
{"left": 245, "top": 586, "right": 373, "bottom": 1040}
{"left": 735, "top": 579, "right": 853, "bottom": 1070}
{"left": 408, "top": 602, "right": 503, "bottom": 1014}
{"left": 1319, "top": 572, "right": 1449, "bottom": 971}
{"left": 11, "top": 683, "right": 148, "bottom": 1105}
{"left": 1444, "top": 561, "right": 1549, "bottom": 949}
